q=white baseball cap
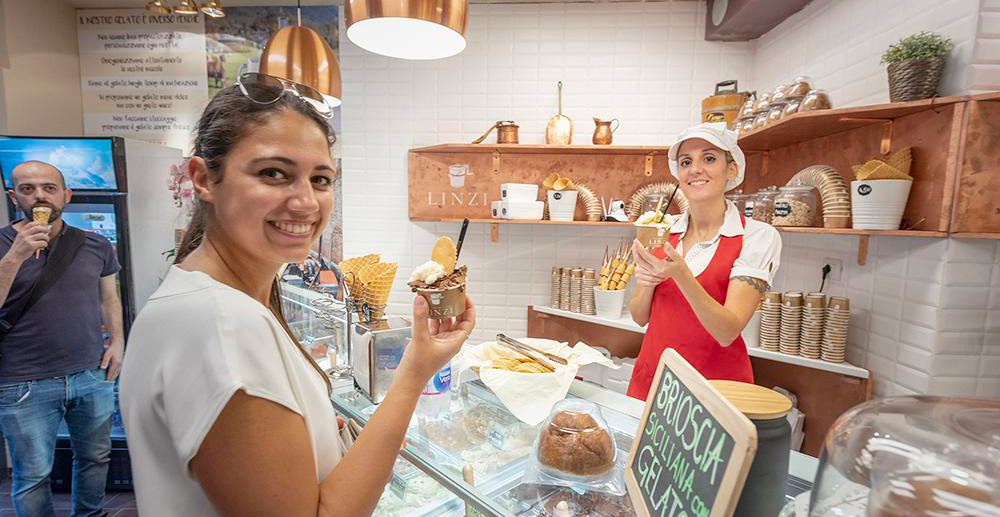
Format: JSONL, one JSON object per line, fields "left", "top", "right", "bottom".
{"left": 668, "top": 122, "right": 745, "bottom": 191}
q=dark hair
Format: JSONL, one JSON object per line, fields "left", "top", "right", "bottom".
{"left": 177, "top": 84, "right": 335, "bottom": 392}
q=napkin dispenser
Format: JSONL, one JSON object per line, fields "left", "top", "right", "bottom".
{"left": 351, "top": 316, "right": 411, "bottom": 404}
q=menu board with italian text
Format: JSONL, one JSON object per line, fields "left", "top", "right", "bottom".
{"left": 625, "top": 349, "right": 756, "bottom": 517}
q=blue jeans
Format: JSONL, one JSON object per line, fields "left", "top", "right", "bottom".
{"left": 0, "top": 368, "right": 114, "bottom": 517}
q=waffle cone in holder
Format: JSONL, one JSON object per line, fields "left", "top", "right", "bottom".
{"left": 340, "top": 254, "right": 380, "bottom": 295}
{"left": 635, "top": 224, "right": 670, "bottom": 248}
{"left": 357, "top": 262, "right": 397, "bottom": 320}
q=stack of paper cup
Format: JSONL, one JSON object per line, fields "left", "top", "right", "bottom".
{"left": 779, "top": 291, "right": 803, "bottom": 355}
{"left": 822, "top": 297, "right": 850, "bottom": 362}
{"left": 581, "top": 269, "right": 596, "bottom": 315}
{"left": 551, "top": 267, "right": 562, "bottom": 308}
{"left": 800, "top": 293, "right": 826, "bottom": 359}
{"left": 569, "top": 268, "right": 583, "bottom": 313}
{"left": 759, "top": 292, "right": 782, "bottom": 351}
{"left": 558, "top": 268, "right": 571, "bottom": 311}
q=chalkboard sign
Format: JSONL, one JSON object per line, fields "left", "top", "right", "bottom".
{"left": 625, "top": 349, "right": 757, "bottom": 517}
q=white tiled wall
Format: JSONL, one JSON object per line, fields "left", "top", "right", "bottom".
{"left": 340, "top": 1, "right": 754, "bottom": 341}
{"left": 772, "top": 235, "right": 1000, "bottom": 398}
{"left": 972, "top": 0, "right": 1000, "bottom": 93}
{"left": 341, "top": 0, "right": 998, "bottom": 398}
{"left": 752, "top": 0, "right": 981, "bottom": 107}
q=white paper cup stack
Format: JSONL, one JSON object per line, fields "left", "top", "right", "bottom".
{"left": 822, "top": 296, "right": 850, "bottom": 362}
{"left": 800, "top": 293, "right": 826, "bottom": 359}
{"left": 581, "top": 269, "right": 596, "bottom": 315}
{"left": 779, "top": 291, "right": 803, "bottom": 355}
{"left": 759, "top": 292, "right": 782, "bottom": 351}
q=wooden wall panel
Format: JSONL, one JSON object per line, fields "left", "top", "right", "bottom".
{"left": 952, "top": 97, "right": 1000, "bottom": 233}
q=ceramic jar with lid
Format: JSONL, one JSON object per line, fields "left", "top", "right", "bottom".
{"left": 773, "top": 186, "right": 819, "bottom": 227}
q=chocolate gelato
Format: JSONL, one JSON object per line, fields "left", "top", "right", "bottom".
{"left": 408, "top": 265, "right": 467, "bottom": 291}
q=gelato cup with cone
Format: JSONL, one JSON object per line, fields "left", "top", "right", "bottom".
{"left": 634, "top": 210, "right": 675, "bottom": 248}
{"left": 408, "top": 237, "right": 468, "bottom": 319}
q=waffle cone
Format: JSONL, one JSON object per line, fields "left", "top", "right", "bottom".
{"left": 359, "top": 263, "right": 397, "bottom": 319}
{"left": 340, "top": 254, "right": 379, "bottom": 293}
{"left": 885, "top": 147, "right": 912, "bottom": 175}
{"left": 855, "top": 159, "right": 912, "bottom": 181}
{"left": 32, "top": 207, "right": 51, "bottom": 223}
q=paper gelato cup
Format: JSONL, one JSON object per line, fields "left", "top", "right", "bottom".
{"left": 418, "top": 283, "right": 466, "bottom": 319}
{"left": 635, "top": 224, "right": 670, "bottom": 248}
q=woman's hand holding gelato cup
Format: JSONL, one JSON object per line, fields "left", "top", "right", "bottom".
{"left": 634, "top": 210, "right": 676, "bottom": 249}
{"left": 408, "top": 236, "right": 470, "bottom": 320}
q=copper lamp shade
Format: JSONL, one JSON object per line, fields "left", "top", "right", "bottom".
{"left": 173, "top": 0, "right": 199, "bottom": 14}
{"left": 259, "top": 26, "right": 342, "bottom": 108}
{"left": 346, "top": 0, "right": 468, "bottom": 60}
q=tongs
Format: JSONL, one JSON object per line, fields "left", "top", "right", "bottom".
{"left": 496, "top": 334, "right": 566, "bottom": 372}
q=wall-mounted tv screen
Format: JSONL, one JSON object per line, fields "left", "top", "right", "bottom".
{"left": 0, "top": 137, "right": 119, "bottom": 191}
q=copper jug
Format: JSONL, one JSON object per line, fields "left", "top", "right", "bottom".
{"left": 592, "top": 118, "right": 619, "bottom": 145}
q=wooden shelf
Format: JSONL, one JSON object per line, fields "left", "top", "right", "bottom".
{"left": 409, "top": 143, "right": 669, "bottom": 155}
{"left": 409, "top": 217, "right": 632, "bottom": 226}
{"left": 773, "top": 227, "right": 947, "bottom": 238}
{"left": 738, "top": 95, "right": 968, "bottom": 152}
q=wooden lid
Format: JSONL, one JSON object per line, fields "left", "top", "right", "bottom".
{"left": 709, "top": 380, "right": 792, "bottom": 420}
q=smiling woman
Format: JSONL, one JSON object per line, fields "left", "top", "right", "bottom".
{"left": 624, "top": 122, "right": 782, "bottom": 401}
{"left": 119, "top": 85, "right": 476, "bottom": 517}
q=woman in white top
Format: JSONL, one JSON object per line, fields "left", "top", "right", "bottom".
{"left": 120, "top": 77, "right": 475, "bottom": 516}
{"left": 625, "top": 122, "right": 781, "bottom": 400}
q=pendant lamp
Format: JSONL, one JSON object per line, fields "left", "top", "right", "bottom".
{"left": 145, "top": 0, "right": 171, "bottom": 14}
{"left": 258, "top": 5, "right": 342, "bottom": 107}
{"left": 173, "top": 0, "right": 199, "bottom": 14}
{"left": 200, "top": 1, "right": 225, "bottom": 17}
{"left": 346, "top": 0, "right": 468, "bottom": 60}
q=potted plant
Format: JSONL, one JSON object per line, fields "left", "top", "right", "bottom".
{"left": 881, "top": 31, "right": 954, "bottom": 102}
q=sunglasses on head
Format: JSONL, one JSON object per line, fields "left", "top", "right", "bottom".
{"left": 236, "top": 72, "right": 335, "bottom": 119}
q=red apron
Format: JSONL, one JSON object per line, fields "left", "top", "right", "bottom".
{"left": 626, "top": 214, "right": 754, "bottom": 400}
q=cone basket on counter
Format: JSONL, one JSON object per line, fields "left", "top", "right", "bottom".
{"left": 339, "top": 254, "right": 397, "bottom": 321}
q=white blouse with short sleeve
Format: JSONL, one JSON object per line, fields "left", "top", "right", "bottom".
{"left": 120, "top": 266, "right": 342, "bottom": 517}
{"left": 669, "top": 200, "right": 782, "bottom": 285}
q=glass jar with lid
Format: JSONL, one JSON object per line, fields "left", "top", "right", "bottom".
{"left": 725, "top": 190, "right": 748, "bottom": 215}
{"left": 785, "top": 76, "right": 812, "bottom": 99}
{"left": 752, "top": 112, "right": 769, "bottom": 130}
{"left": 772, "top": 186, "right": 819, "bottom": 227}
{"left": 800, "top": 89, "right": 832, "bottom": 111}
{"left": 769, "top": 84, "right": 790, "bottom": 109}
{"left": 783, "top": 98, "right": 801, "bottom": 117}
{"left": 754, "top": 91, "right": 772, "bottom": 115}
{"left": 767, "top": 105, "right": 785, "bottom": 123}
{"left": 752, "top": 187, "right": 780, "bottom": 224}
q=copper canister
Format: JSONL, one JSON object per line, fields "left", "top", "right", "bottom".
{"left": 497, "top": 121, "right": 519, "bottom": 143}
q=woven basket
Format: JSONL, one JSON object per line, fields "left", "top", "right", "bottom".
{"left": 887, "top": 57, "right": 945, "bottom": 102}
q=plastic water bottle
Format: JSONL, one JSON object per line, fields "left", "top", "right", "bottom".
{"left": 416, "top": 363, "right": 452, "bottom": 420}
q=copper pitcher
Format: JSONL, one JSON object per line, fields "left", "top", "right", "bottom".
{"left": 592, "top": 117, "right": 619, "bottom": 145}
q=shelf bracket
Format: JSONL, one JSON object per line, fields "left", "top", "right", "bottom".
{"left": 761, "top": 151, "right": 770, "bottom": 177}
{"left": 880, "top": 121, "right": 892, "bottom": 155}
{"left": 644, "top": 153, "right": 654, "bottom": 177}
{"left": 492, "top": 151, "right": 501, "bottom": 174}
{"left": 490, "top": 223, "right": 499, "bottom": 243}
{"left": 857, "top": 235, "right": 870, "bottom": 266}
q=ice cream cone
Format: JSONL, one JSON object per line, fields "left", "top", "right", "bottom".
{"left": 355, "top": 262, "right": 397, "bottom": 321}
{"left": 885, "top": 147, "right": 912, "bottom": 176}
{"left": 32, "top": 207, "right": 51, "bottom": 259}
{"left": 340, "top": 254, "right": 379, "bottom": 296}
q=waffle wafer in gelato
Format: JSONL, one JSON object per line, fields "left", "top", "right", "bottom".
{"left": 409, "top": 237, "right": 468, "bottom": 319}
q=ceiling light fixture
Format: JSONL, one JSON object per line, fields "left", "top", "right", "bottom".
{"left": 200, "top": 1, "right": 224, "bottom": 17}
{"left": 173, "top": 0, "right": 199, "bottom": 14}
{"left": 145, "top": 0, "right": 172, "bottom": 14}
{"left": 258, "top": 1, "right": 342, "bottom": 108}
{"left": 346, "top": 0, "right": 468, "bottom": 60}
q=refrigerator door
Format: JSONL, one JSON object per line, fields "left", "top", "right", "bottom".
{"left": 121, "top": 138, "right": 182, "bottom": 315}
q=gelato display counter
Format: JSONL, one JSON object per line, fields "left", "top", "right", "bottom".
{"left": 330, "top": 379, "right": 818, "bottom": 517}
{"left": 283, "top": 281, "right": 818, "bottom": 517}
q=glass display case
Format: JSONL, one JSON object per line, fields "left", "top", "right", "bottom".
{"left": 280, "top": 281, "right": 350, "bottom": 374}
{"left": 283, "top": 280, "right": 818, "bottom": 517}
